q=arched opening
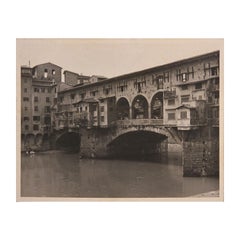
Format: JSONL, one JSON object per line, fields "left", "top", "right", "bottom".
{"left": 132, "top": 95, "right": 149, "bottom": 119}
{"left": 151, "top": 92, "right": 163, "bottom": 119}
{"left": 56, "top": 132, "right": 80, "bottom": 153}
{"left": 35, "top": 133, "right": 43, "bottom": 147}
{"left": 116, "top": 97, "right": 130, "bottom": 120}
{"left": 25, "top": 134, "right": 35, "bottom": 148}
{"left": 108, "top": 131, "right": 168, "bottom": 161}
{"left": 42, "top": 134, "right": 50, "bottom": 150}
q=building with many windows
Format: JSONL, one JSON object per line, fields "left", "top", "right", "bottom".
{"left": 21, "top": 63, "right": 62, "bottom": 150}
{"left": 54, "top": 51, "right": 219, "bottom": 132}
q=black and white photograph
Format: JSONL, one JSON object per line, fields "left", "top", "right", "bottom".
{"left": 17, "top": 38, "right": 223, "bottom": 200}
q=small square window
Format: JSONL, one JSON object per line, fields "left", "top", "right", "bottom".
{"left": 180, "top": 111, "right": 187, "bottom": 119}
{"left": 33, "top": 125, "right": 39, "bottom": 131}
{"left": 101, "top": 116, "right": 104, "bottom": 122}
{"left": 52, "top": 70, "right": 56, "bottom": 75}
{"left": 195, "top": 83, "right": 202, "bottom": 89}
{"left": 168, "top": 99, "right": 175, "bottom": 105}
{"left": 34, "top": 106, "right": 39, "bottom": 111}
{"left": 168, "top": 113, "right": 175, "bottom": 120}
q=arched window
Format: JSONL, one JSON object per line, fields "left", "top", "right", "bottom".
{"left": 132, "top": 95, "right": 148, "bottom": 119}
{"left": 116, "top": 98, "right": 130, "bottom": 120}
{"left": 151, "top": 92, "right": 163, "bottom": 119}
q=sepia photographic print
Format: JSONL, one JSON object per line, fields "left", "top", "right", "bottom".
{"left": 16, "top": 38, "right": 223, "bottom": 201}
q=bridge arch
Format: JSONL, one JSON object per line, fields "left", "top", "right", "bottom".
{"left": 150, "top": 91, "right": 163, "bottom": 119}
{"left": 116, "top": 97, "right": 130, "bottom": 120}
{"left": 56, "top": 131, "right": 80, "bottom": 152}
{"left": 132, "top": 94, "right": 149, "bottom": 119}
{"left": 35, "top": 133, "right": 43, "bottom": 146}
{"left": 107, "top": 129, "right": 168, "bottom": 159}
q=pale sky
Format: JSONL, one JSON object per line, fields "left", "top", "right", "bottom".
{"left": 16, "top": 39, "right": 223, "bottom": 78}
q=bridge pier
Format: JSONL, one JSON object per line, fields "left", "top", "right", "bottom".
{"left": 182, "top": 127, "right": 219, "bottom": 177}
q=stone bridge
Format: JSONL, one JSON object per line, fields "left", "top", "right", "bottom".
{"left": 78, "top": 119, "right": 182, "bottom": 160}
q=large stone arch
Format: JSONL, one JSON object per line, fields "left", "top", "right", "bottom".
{"left": 116, "top": 97, "right": 130, "bottom": 120}
{"left": 25, "top": 134, "right": 35, "bottom": 148}
{"left": 35, "top": 133, "right": 43, "bottom": 146}
{"left": 150, "top": 91, "right": 163, "bottom": 119}
{"left": 107, "top": 129, "right": 168, "bottom": 160}
{"left": 56, "top": 131, "right": 80, "bottom": 152}
{"left": 131, "top": 95, "right": 149, "bottom": 119}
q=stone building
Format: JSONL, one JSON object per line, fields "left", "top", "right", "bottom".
{"left": 55, "top": 51, "right": 219, "bottom": 132}
{"left": 21, "top": 62, "right": 62, "bottom": 151}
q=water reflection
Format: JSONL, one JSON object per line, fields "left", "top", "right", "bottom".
{"left": 21, "top": 151, "right": 219, "bottom": 198}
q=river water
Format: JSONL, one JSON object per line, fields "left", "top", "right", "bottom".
{"left": 21, "top": 151, "right": 219, "bottom": 198}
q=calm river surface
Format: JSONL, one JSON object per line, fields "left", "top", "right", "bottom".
{"left": 21, "top": 151, "right": 219, "bottom": 198}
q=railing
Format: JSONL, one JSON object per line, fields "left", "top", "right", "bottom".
{"left": 112, "top": 118, "right": 164, "bottom": 127}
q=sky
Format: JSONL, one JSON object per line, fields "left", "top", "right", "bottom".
{"left": 16, "top": 38, "right": 223, "bottom": 79}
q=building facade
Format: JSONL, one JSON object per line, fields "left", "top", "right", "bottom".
{"left": 21, "top": 62, "right": 62, "bottom": 150}
{"left": 21, "top": 51, "right": 220, "bottom": 176}
{"left": 54, "top": 51, "right": 219, "bottom": 132}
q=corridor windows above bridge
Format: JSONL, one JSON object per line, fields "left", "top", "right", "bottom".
{"left": 103, "top": 84, "right": 112, "bottom": 95}
{"left": 90, "top": 90, "right": 98, "bottom": 97}
{"left": 134, "top": 78, "right": 146, "bottom": 93}
{"left": 44, "top": 69, "right": 48, "bottom": 78}
{"left": 176, "top": 67, "right": 194, "bottom": 82}
{"left": 211, "top": 67, "right": 219, "bottom": 76}
{"left": 117, "top": 80, "right": 128, "bottom": 92}
{"left": 153, "top": 75, "right": 163, "bottom": 89}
